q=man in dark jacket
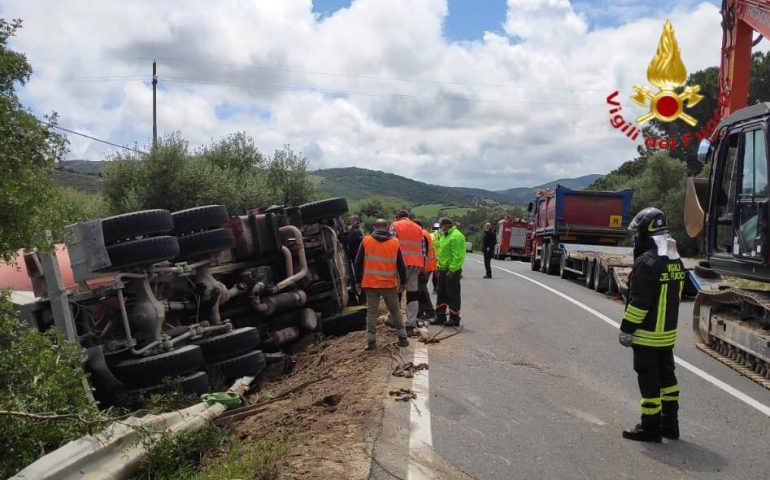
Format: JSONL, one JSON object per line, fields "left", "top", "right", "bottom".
{"left": 482, "top": 222, "right": 496, "bottom": 278}
{"left": 340, "top": 214, "right": 363, "bottom": 263}
{"left": 619, "top": 207, "right": 685, "bottom": 443}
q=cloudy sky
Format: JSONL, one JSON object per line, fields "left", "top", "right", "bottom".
{"left": 2, "top": 0, "right": 732, "bottom": 190}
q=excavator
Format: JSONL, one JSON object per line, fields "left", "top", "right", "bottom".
{"left": 685, "top": 0, "right": 770, "bottom": 388}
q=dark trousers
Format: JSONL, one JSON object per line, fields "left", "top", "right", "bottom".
{"left": 431, "top": 270, "right": 438, "bottom": 292}
{"left": 436, "top": 269, "right": 461, "bottom": 321}
{"left": 417, "top": 272, "right": 435, "bottom": 317}
{"left": 633, "top": 346, "right": 679, "bottom": 425}
{"left": 483, "top": 248, "right": 493, "bottom": 277}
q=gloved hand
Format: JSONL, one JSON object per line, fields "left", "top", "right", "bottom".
{"left": 618, "top": 332, "right": 633, "bottom": 347}
{"left": 446, "top": 270, "right": 455, "bottom": 279}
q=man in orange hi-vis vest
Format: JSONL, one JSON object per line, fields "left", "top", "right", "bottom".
{"left": 354, "top": 218, "right": 409, "bottom": 351}
{"left": 415, "top": 220, "right": 436, "bottom": 320}
{"left": 390, "top": 210, "right": 427, "bottom": 333}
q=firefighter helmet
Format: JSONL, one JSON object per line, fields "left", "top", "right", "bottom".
{"left": 628, "top": 207, "right": 668, "bottom": 237}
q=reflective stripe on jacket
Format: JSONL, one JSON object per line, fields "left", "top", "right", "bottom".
{"left": 423, "top": 229, "right": 437, "bottom": 272}
{"left": 392, "top": 218, "right": 425, "bottom": 267}
{"left": 620, "top": 250, "right": 685, "bottom": 348}
{"left": 361, "top": 235, "right": 400, "bottom": 288}
{"left": 437, "top": 226, "right": 466, "bottom": 272}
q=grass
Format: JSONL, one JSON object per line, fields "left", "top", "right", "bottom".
{"left": 134, "top": 423, "right": 287, "bottom": 480}
{"left": 411, "top": 204, "right": 474, "bottom": 219}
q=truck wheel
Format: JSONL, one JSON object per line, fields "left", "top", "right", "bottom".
{"left": 593, "top": 264, "right": 608, "bottom": 293}
{"left": 545, "top": 244, "right": 558, "bottom": 275}
{"left": 101, "top": 209, "right": 174, "bottom": 245}
{"left": 299, "top": 197, "right": 349, "bottom": 224}
{"left": 102, "top": 236, "right": 180, "bottom": 271}
{"left": 126, "top": 371, "right": 210, "bottom": 397}
{"left": 111, "top": 345, "right": 204, "bottom": 387}
{"left": 585, "top": 262, "right": 595, "bottom": 288}
{"left": 207, "top": 349, "right": 266, "bottom": 381}
{"left": 172, "top": 205, "right": 229, "bottom": 235}
{"left": 530, "top": 253, "right": 540, "bottom": 271}
{"left": 176, "top": 228, "right": 236, "bottom": 261}
{"left": 193, "top": 327, "right": 260, "bottom": 362}
{"left": 559, "top": 255, "right": 572, "bottom": 279}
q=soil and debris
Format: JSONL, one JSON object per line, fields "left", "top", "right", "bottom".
{"left": 227, "top": 323, "right": 408, "bottom": 480}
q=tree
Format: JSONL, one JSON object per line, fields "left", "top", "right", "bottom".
{"left": 101, "top": 134, "right": 314, "bottom": 216}
{"left": 0, "top": 18, "right": 69, "bottom": 261}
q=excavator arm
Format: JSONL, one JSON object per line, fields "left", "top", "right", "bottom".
{"left": 720, "top": 0, "right": 770, "bottom": 117}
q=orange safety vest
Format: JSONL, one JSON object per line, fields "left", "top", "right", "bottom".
{"left": 423, "top": 229, "right": 436, "bottom": 272}
{"left": 391, "top": 218, "right": 424, "bottom": 267}
{"left": 361, "top": 235, "right": 401, "bottom": 289}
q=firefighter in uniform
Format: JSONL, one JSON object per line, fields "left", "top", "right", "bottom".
{"left": 391, "top": 211, "right": 427, "bottom": 333}
{"left": 619, "top": 207, "right": 684, "bottom": 443}
{"left": 431, "top": 217, "right": 466, "bottom": 327}
{"left": 354, "top": 218, "right": 409, "bottom": 350}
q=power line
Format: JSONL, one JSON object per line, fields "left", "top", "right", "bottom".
{"left": 38, "top": 120, "right": 146, "bottom": 154}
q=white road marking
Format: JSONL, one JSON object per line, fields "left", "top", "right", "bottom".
{"left": 407, "top": 346, "right": 434, "bottom": 479}
{"left": 470, "top": 257, "right": 770, "bottom": 417}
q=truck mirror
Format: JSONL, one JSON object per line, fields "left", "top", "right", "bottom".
{"left": 527, "top": 202, "right": 534, "bottom": 213}
{"left": 696, "top": 138, "right": 711, "bottom": 165}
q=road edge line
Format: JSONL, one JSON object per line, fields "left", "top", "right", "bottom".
{"left": 407, "top": 345, "right": 433, "bottom": 479}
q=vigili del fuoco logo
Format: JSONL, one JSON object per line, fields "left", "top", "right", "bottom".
{"left": 606, "top": 20, "right": 727, "bottom": 149}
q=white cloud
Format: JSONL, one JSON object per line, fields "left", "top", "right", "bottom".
{"left": 2, "top": 0, "right": 729, "bottom": 191}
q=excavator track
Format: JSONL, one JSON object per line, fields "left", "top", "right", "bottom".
{"left": 693, "top": 288, "right": 770, "bottom": 390}
{"left": 695, "top": 340, "right": 770, "bottom": 390}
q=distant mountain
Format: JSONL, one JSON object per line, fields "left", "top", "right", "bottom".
{"left": 314, "top": 167, "right": 476, "bottom": 206}
{"left": 314, "top": 167, "right": 603, "bottom": 207}
{"left": 58, "top": 160, "right": 106, "bottom": 176}
{"left": 56, "top": 160, "right": 603, "bottom": 207}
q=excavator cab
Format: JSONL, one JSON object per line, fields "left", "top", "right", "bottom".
{"left": 687, "top": 103, "right": 770, "bottom": 281}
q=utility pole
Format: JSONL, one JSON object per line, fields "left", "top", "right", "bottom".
{"left": 152, "top": 59, "right": 158, "bottom": 148}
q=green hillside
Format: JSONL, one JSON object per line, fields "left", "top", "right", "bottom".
{"left": 314, "top": 167, "right": 476, "bottom": 205}
{"left": 49, "top": 169, "right": 102, "bottom": 193}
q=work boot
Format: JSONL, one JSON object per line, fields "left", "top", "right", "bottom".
{"left": 446, "top": 317, "right": 460, "bottom": 327}
{"left": 397, "top": 335, "right": 409, "bottom": 347}
{"left": 364, "top": 333, "right": 376, "bottom": 351}
{"left": 622, "top": 423, "right": 662, "bottom": 443}
{"left": 430, "top": 316, "right": 446, "bottom": 326}
{"left": 660, "top": 414, "right": 679, "bottom": 440}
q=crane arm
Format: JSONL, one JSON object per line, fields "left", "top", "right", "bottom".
{"left": 720, "top": 0, "right": 770, "bottom": 117}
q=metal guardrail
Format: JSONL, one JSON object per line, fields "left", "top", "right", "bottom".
{"left": 10, "top": 377, "right": 254, "bottom": 480}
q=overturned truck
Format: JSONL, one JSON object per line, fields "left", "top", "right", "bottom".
{"left": 18, "top": 198, "right": 361, "bottom": 405}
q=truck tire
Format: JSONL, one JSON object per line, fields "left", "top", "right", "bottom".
{"left": 530, "top": 252, "right": 541, "bottom": 271}
{"left": 207, "top": 349, "right": 266, "bottom": 381}
{"left": 559, "top": 255, "right": 573, "bottom": 279}
{"left": 111, "top": 345, "right": 204, "bottom": 387}
{"left": 585, "top": 261, "right": 595, "bottom": 288}
{"left": 102, "top": 236, "right": 180, "bottom": 271}
{"left": 193, "top": 327, "right": 260, "bottom": 362}
{"left": 176, "top": 228, "right": 236, "bottom": 261}
{"left": 544, "top": 243, "right": 558, "bottom": 275}
{"left": 593, "top": 264, "right": 608, "bottom": 293}
{"left": 101, "top": 209, "right": 174, "bottom": 245}
{"left": 299, "top": 197, "right": 349, "bottom": 224}
{"left": 126, "top": 371, "right": 210, "bottom": 397}
{"left": 172, "top": 205, "right": 229, "bottom": 235}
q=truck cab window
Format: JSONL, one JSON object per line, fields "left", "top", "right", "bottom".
{"left": 714, "top": 133, "right": 740, "bottom": 255}
{"left": 736, "top": 129, "right": 769, "bottom": 259}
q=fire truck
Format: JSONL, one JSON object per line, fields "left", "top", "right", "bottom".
{"left": 493, "top": 216, "right": 533, "bottom": 261}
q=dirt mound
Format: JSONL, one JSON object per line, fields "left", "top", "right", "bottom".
{"left": 232, "top": 325, "right": 405, "bottom": 479}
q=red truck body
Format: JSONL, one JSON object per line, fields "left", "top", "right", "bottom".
{"left": 494, "top": 217, "right": 533, "bottom": 260}
{"left": 530, "top": 185, "right": 633, "bottom": 274}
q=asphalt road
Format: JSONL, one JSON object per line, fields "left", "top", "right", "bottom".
{"left": 417, "top": 253, "right": 770, "bottom": 480}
